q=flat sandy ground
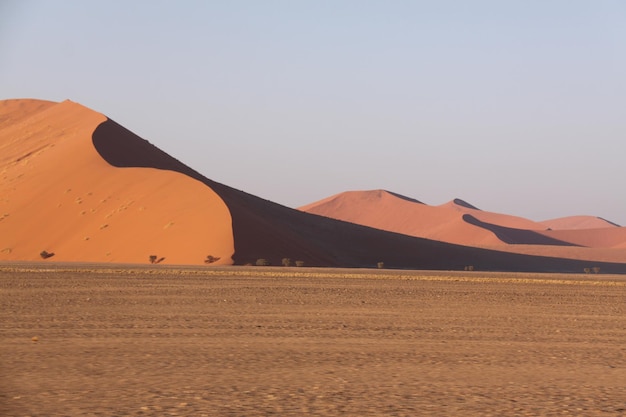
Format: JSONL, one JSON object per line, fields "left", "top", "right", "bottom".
{"left": 2, "top": 264, "right": 626, "bottom": 416}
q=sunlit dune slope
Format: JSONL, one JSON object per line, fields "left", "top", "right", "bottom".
{"left": 0, "top": 99, "right": 234, "bottom": 264}
{"left": 538, "top": 227, "right": 626, "bottom": 249}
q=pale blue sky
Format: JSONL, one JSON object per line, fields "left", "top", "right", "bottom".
{"left": 2, "top": 1, "right": 625, "bottom": 224}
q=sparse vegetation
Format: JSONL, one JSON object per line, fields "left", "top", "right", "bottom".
{"left": 281, "top": 258, "right": 292, "bottom": 267}
{"left": 149, "top": 255, "right": 165, "bottom": 264}
{"left": 377, "top": 261, "right": 385, "bottom": 269}
{"left": 256, "top": 258, "right": 270, "bottom": 266}
{"left": 205, "top": 255, "right": 221, "bottom": 264}
{"left": 464, "top": 265, "right": 475, "bottom": 271}
{"left": 592, "top": 266, "right": 601, "bottom": 274}
{"left": 40, "top": 250, "right": 54, "bottom": 259}
{"left": 295, "top": 260, "right": 305, "bottom": 267}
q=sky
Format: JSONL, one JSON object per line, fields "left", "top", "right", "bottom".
{"left": 1, "top": 1, "right": 625, "bottom": 224}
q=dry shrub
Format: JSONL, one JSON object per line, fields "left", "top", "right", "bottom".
{"left": 205, "top": 255, "right": 221, "bottom": 264}
{"left": 149, "top": 255, "right": 165, "bottom": 264}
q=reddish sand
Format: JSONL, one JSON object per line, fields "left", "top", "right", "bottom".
{"left": 301, "top": 191, "right": 490, "bottom": 246}
{"left": 300, "top": 190, "right": 552, "bottom": 246}
{"left": 300, "top": 190, "right": 626, "bottom": 264}
{"left": 0, "top": 99, "right": 234, "bottom": 265}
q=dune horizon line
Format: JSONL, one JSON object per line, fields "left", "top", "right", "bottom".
{"left": 2, "top": 98, "right": 625, "bottom": 271}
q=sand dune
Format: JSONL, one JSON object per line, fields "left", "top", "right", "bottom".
{"left": 0, "top": 99, "right": 234, "bottom": 264}
{"left": 2, "top": 98, "right": 626, "bottom": 272}
{"left": 300, "top": 189, "right": 626, "bottom": 264}
{"left": 300, "top": 190, "right": 547, "bottom": 246}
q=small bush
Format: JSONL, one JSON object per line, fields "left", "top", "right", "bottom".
{"left": 584, "top": 267, "right": 591, "bottom": 274}
{"left": 282, "top": 258, "right": 292, "bottom": 267}
{"left": 464, "top": 265, "right": 475, "bottom": 271}
{"left": 205, "top": 255, "right": 221, "bottom": 264}
{"left": 592, "top": 266, "right": 601, "bottom": 274}
{"left": 149, "top": 255, "right": 165, "bottom": 264}
{"left": 40, "top": 250, "right": 54, "bottom": 259}
{"left": 256, "top": 258, "right": 270, "bottom": 266}
{"left": 295, "top": 260, "right": 305, "bottom": 267}
{"left": 377, "top": 261, "right": 385, "bottom": 269}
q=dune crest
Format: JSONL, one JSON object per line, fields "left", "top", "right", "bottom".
{"left": 540, "top": 216, "right": 621, "bottom": 230}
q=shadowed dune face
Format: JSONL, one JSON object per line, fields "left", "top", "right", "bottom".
{"left": 452, "top": 198, "right": 480, "bottom": 210}
{"left": 89, "top": 126, "right": 626, "bottom": 272}
{"left": 0, "top": 99, "right": 234, "bottom": 265}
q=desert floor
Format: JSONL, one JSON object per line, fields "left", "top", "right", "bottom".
{"left": 2, "top": 264, "right": 626, "bottom": 416}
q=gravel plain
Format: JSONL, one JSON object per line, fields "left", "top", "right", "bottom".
{"left": 2, "top": 264, "right": 626, "bottom": 416}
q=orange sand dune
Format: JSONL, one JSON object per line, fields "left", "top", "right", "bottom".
{"left": 3, "top": 98, "right": 626, "bottom": 272}
{"left": 540, "top": 215, "right": 620, "bottom": 230}
{"left": 300, "top": 190, "right": 548, "bottom": 246}
{"left": 0, "top": 99, "right": 234, "bottom": 264}
{"left": 300, "top": 190, "right": 626, "bottom": 264}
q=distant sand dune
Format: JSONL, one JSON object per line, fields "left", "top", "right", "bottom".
{"left": 540, "top": 215, "right": 620, "bottom": 230}
{"left": 300, "top": 189, "right": 626, "bottom": 264}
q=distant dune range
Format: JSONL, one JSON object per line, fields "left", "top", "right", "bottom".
{"left": 2, "top": 98, "right": 626, "bottom": 272}
{"left": 300, "top": 190, "right": 626, "bottom": 263}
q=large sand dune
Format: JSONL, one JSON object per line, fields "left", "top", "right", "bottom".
{"left": 0, "top": 99, "right": 234, "bottom": 265}
{"left": 2, "top": 98, "right": 626, "bottom": 272}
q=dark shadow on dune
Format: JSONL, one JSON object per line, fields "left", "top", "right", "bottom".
{"left": 386, "top": 191, "right": 424, "bottom": 205}
{"left": 599, "top": 217, "right": 622, "bottom": 228}
{"left": 91, "top": 118, "right": 626, "bottom": 273}
{"left": 453, "top": 198, "right": 480, "bottom": 210}
{"left": 463, "top": 214, "right": 580, "bottom": 246}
